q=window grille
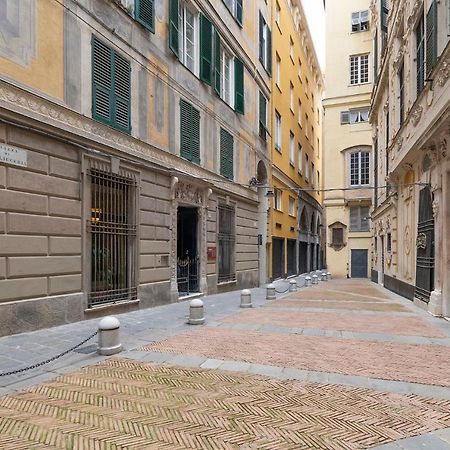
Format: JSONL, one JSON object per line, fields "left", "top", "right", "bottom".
{"left": 88, "top": 169, "right": 137, "bottom": 307}
{"left": 332, "top": 228, "right": 344, "bottom": 245}
{"left": 218, "top": 204, "right": 236, "bottom": 282}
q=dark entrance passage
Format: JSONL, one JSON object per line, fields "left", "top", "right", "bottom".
{"left": 287, "top": 239, "right": 297, "bottom": 276}
{"left": 272, "top": 238, "right": 284, "bottom": 280}
{"left": 351, "top": 249, "right": 368, "bottom": 278}
{"left": 299, "top": 242, "right": 308, "bottom": 274}
{"left": 415, "top": 186, "right": 435, "bottom": 302}
{"left": 177, "top": 207, "right": 199, "bottom": 295}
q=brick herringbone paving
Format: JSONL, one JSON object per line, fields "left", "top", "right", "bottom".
{"left": 142, "top": 328, "right": 450, "bottom": 386}
{"left": 1, "top": 358, "right": 450, "bottom": 450}
{"left": 272, "top": 299, "right": 408, "bottom": 312}
{"left": 221, "top": 309, "right": 445, "bottom": 338}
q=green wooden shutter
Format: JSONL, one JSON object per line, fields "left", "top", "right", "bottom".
{"left": 381, "top": 0, "right": 388, "bottom": 32}
{"left": 180, "top": 100, "right": 200, "bottom": 164}
{"left": 191, "top": 106, "right": 201, "bottom": 164}
{"left": 113, "top": 51, "right": 131, "bottom": 132}
{"left": 169, "top": 0, "right": 179, "bottom": 56}
{"left": 259, "top": 12, "right": 264, "bottom": 65}
{"left": 200, "top": 14, "right": 213, "bottom": 85}
{"left": 92, "top": 37, "right": 113, "bottom": 125}
{"left": 266, "top": 28, "right": 272, "bottom": 75}
{"left": 426, "top": 1, "right": 437, "bottom": 77}
{"left": 236, "top": 0, "right": 243, "bottom": 26}
{"left": 234, "top": 58, "right": 244, "bottom": 114}
{"left": 180, "top": 99, "right": 191, "bottom": 160}
{"left": 214, "top": 30, "right": 221, "bottom": 95}
{"left": 259, "top": 91, "right": 267, "bottom": 139}
{"left": 220, "top": 128, "right": 233, "bottom": 180}
{"left": 135, "top": 0, "right": 154, "bottom": 32}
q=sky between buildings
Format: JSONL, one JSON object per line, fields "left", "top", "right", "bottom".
{"left": 301, "top": 0, "right": 326, "bottom": 71}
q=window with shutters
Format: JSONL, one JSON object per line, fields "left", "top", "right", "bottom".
{"left": 275, "top": 111, "right": 282, "bottom": 151}
{"left": 178, "top": 2, "right": 199, "bottom": 75}
{"left": 222, "top": 0, "right": 242, "bottom": 25}
{"left": 352, "top": 10, "right": 369, "bottom": 32}
{"left": 305, "top": 154, "right": 310, "bottom": 181}
{"left": 259, "top": 91, "right": 268, "bottom": 140}
{"left": 118, "top": 0, "right": 154, "bottom": 32}
{"left": 274, "top": 188, "right": 282, "bottom": 211}
{"left": 180, "top": 99, "right": 201, "bottom": 164}
{"left": 416, "top": 14, "right": 425, "bottom": 96}
{"left": 91, "top": 37, "right": 131, "bottom": 133}
{"left": 387, "top": 232, "right": 392, "bottom": 252}
{"left": 341, "top": 108, "right": 369, "bottom": 124}
{"left": 350, "top": 151, "right": 370, "bottom": 186}
{"left": 218, "top": 203, "right": 236, "bottom": 282}
{"left": 350, "top": 54, "right": 369, "bottom": 84}
{"left": 276, "top": 1, "right": 281, "bottom": 27}
{"left": 298, "top": 144, "right": 303, "bottom": 175}
{"left": 298, "top": 100, "right": 302, "bottom": 126}
{"left": 220, "top": 128, "right": 233, "bottom": 180}
{"left": 381, "top": 0, "right": 389, "bottom": 50}
{"left": 290, "top": 36, "right": 294, "bottom": 62}
{"left": 289, "top": 132, "right": 295, "bottom": 166}
{"left": 311, "top": 162, "right": 315, "bottom": 189}
{"left": 288, "top": 197, "right": 295, "bottom": 217}
{"left": 305, "top": 114, "right": 309, "bottom": 139}
{"left": 290, "top": 82, "right": 294, "bottom": 111}
{"left": 426, "top": 1, "right": 437, "bottom": 77}
{"left": 276, "top": 53, "right": 281, "bottom": 88}
{"left": 350, "top": 206, "right": 370, "bottom": 232}
{"left": 259, "top": 12, "right": 272, "bottom": 74}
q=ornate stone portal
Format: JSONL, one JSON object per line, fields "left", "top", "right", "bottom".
{"left": 169, "top": 177, "right": 212, "bottom": 301}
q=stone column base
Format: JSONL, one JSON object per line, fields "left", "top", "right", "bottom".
{"left": 428, "top": 289, "right": 443, "bottom": 316}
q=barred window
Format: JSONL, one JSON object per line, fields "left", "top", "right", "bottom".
{"left": 350, "top": 151, "right": 370, "bottom": 186}
{"left": 332, "top": 228, "right": 344, "bottom": 245}
{"left": 218, "top": 203, "right": 236, "bottom": 283}
{"left": 350, "top": 54, "right": 369, "bottom": 84}
{"left": 89, "top": 169, "right": 137, "bottom": 307}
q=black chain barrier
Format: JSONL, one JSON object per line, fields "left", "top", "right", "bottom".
{"left": 0, "top": 330, "right": 98, "bottom": 377}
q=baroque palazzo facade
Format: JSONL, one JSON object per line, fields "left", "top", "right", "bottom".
{"left": 0, "top": 0, "right": 272, "bottom": 335}
{"left": 370, "top": 0, "right": 450, "bottom": 314}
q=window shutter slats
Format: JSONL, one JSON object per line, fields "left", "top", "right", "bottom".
{"left": 113, "top": 52, "right": 131, "bottom": 132}
{"left": 350, "top": 207, "right": 359, "bottom": 231}
{"left": 259, "top": 12, "right": 264, "bottom": 64}
{"left": 191, "top": 106, "right": 201, "bottom": 164}
{"left": 200, "top": 14, "right": 213, "bottom": 85}
{"left": 340, "top": 111, "right": 350, "bottom": 124}
{"left": 214, "top": 31, "right": 221, "bottom": 95}
{"left": 220, "top": 128, "right": 234, "bottom": 180}
{"left": 426, "top": 1, "right": 438, "bottom": 77}
{"left": 234, "top": 58, "right": 244, "bottom": 115}
{"left": 236, "top": 0, "right": 243, "bottom": 25}
{"left": 92, "top": 38, "right": 113, "bottom": 123}
{"left": 266, "top": 28, "right": 272, "bottom": 75}
{"left": 135, "top": 0, "right": 154, "bottom": 32}
{"left": 180, "top": 99, "right": 192, "bottom": 160}
{"left": 169, "top": 0, "right": 179, "bottom": 56}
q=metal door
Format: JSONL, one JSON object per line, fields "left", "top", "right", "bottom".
{"left": 415, "top": 186, "right": 434, "bottom": 302}
{"left": 287, "top": 239, "right": 297, "bottom": 276}
{"left": 298, "top": 242, "right": 308, "bottom": 274}
{"left": 351, "top": 249, "right": 368, "bottom": 278}
{"left": 272, "top": 238, "right": 284, "bottom": 280}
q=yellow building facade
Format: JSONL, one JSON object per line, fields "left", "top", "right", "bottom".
{"left": 268, "top": 0, "right": 324, "bottom": 280}
{"left": 323, "top": 0, "right": 373, "bottom": 278}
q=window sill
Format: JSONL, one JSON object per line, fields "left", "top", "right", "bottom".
{"left": 289, "top": 161, "right": 295, "bottom": 167}
{"left": 217, "top": 279, "right": 237, "bottom": 286}
{"left": 276, "top": 84, "right": 282, "bottom": 93}
{"left": 275, "top": 145, "right": 282, "bottom": 154}
{"left": 276, "top": 21, "right": 282, "bottom": 34}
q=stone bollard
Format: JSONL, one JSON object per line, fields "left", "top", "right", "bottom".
{"left": 98, "top": 316, "right": 122, "bottom": 356}
{"left": 240, "top": 289, "right": 253, "bottom": 308}
{"left": 189, "top": 299, "right": 205, "bottom": 325}
{"left": 327, "top": 272, "right": 332, "bottom": 280}
{"left": 266, "top": 284, "right": 276, "bottom": 300}
{"left": 305, "top": 276, "right": 312, "bottom": 287}
{"left": 289, "top": 279, "right": 297, "bottom": 292}
{"left": 312, "top": 274, "right": 318, "bottom": 285}
{"left": 321, "top": 272, "right": 328, "bottom": 281}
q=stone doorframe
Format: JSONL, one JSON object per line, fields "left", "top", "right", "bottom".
{"left": 169, "top": 176, "right": 212, "bottom": 302}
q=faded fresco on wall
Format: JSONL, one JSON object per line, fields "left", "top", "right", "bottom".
{"left": 0, "top": 0, "right": 36, "bottom": 67}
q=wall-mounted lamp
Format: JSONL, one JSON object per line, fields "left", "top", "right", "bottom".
{"left": 266, "top": 190, "right": 274, "bottom": 198}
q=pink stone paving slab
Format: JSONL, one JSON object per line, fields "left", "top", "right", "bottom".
{"left": 221, "top": 309, "right": 446, "bottom": 338}
{"left": 272, "top": 299, "right": 408, "bottom": 312}
{"left": 142, "top": 328, "right": 450, "bottom": 387}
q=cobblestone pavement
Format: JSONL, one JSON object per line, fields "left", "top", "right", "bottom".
{"left": 1, "top": 277, "right": 450, "bottom": 449}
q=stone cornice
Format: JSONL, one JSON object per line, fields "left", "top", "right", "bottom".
{"left": 0, "top": 80, "right": 257, "bottom": 202}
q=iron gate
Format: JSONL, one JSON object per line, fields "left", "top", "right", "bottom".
{"left": 415, "top": 186, "right": 435, "bottom": 302}
{"left": 177, "top": 255, "right": 200, "bottom": 296}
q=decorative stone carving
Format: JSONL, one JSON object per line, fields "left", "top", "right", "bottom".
{"left": 404, "top": 225, "right": 411, "bottom": 255}
{"left": 436, "top": 58, "right": 450, "bottom": 87}
{"left": 408, "top": 0, "right": 423, "bottom": 27}
{"left": 416, "top": 232, "right": 427, "bottom": 249}
{"left": 174, "top": 182, "right": 203, "bottom": 205}
{"left": 432, "top": 200, "right": 439, "bottom": 219}
{"left": 411, "top": 104, "right": 423, "bottom": 126}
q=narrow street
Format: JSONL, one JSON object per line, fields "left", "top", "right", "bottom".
{"left": 1, "top": 279, "right": 450, "bottom": 449}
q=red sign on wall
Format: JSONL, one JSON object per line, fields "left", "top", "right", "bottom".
{"left": 207, "top": 246, "right": 217, "bottom": 261}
